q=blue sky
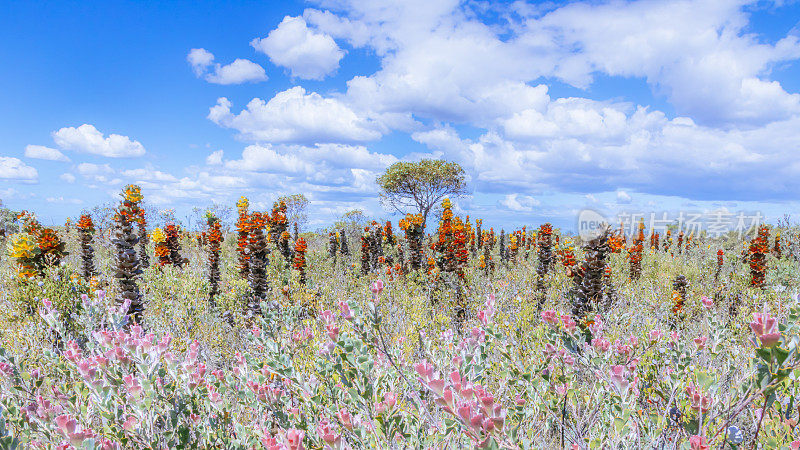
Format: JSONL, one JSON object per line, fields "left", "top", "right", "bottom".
{"left": 1, "top": 0, "right": 799, "bottom": 232}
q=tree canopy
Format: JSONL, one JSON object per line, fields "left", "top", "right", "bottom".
{"left": 277, "top": 193, "right": 310, "bottom": 228}
{"left": 376, "top": 159, "right": 468, "bottom": 226}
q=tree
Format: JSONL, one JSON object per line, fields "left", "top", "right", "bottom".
{"left": 376, "top": 159, "right": 468, "bottom": 226}
{"left": 277, "top": 193, "right": 310, "bottom": 230}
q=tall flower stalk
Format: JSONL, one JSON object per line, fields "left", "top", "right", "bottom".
{"left": 236, "top": 196, "right": 251, "bottom": 279}
{"left": 628, "top": 219, "right": 645, "bottom": 280}
{"left": 248, "top": 212, "right": 268, "bottom": 315}
{"left": 399, "top": 213, "right": 424, "bottom": 271}
{"left": 165, "top": 224, "right": 186, "bottom": 268}
{"left": 77, "top": 214, "right": 96, "bottom": 280}
{"left": 203, "top": 213, "right": 224, "bottom": 304}
{"left": 749, "top": 225, "right": 769, "bottom": 288}
{"left": 293, "top": 237, "right": 308, "bottom": 285}
{"left": 113, "top": 185, "right": 144, "bottom": 323}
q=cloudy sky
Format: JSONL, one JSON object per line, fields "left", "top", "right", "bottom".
{"left": 1, "top": 0, "right": 799, "bottom": 231}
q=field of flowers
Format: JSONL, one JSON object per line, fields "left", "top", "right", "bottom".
{"left": 1, "top": 186, "right": 800, "bottom": 449}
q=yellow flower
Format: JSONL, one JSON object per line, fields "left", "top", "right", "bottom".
{"left": 7, "top": 233, "right": 37, "bottom": 259}
{"left": 237, "top": 196, "right": 249, "bottom": 212}
{"left": 151, "top": 228, "right": 166, "bottom": 243}
{"left": 123, "top": 184, "right": 143, "bottom": 203}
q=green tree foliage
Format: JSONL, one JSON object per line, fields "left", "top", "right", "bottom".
{"left": 376, "top": 159, "right": 468, "bottom": 226}
{"left": 277, "top": 193, "right": 310, "bottom": 229}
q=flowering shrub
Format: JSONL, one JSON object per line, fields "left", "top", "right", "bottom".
{"left": 2, "top": 197, "right": 800, "bottom": 448}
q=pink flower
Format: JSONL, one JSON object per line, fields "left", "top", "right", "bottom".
{"left": 790, "top": 441, "right": 800, "bottom": 450}
{"left": 693, "top": 336, "right": 708, "bottom": 350}
{"left": 122, "top": 415, "right": 138, "bottom": 432}
{"left": 648, "top": 329, "right": 662, "bottom": 342}
{"left": 541, "top": 310, "right": 558, "bottom": 325}
{"left": 591, "top": 338, "right": 610, "bottom": 352}
{"left": 55, "top": 414, "right": 95, "bottom": 446}
{"left": 321, "top": 310, "right": 335, "bottom": 325}
{"left": 685, "top": 382, "right": 713, "bottom": 413}
{"left": 700, "top": 296, "right": 713, "bottom": 309}
{"left": 688, "top": 435, "right": 708, "bottom": 450}
{"left": 588, "top": 315, "right": 603, "bottom": 336}
{"left": 610, "top": 365, "right": 631, "bottom": 394}
{"left": 208, "top": 386, "right": 222, "bottom": 403}
{"left": 123, "top": 374, "right": 142, "bottom": 398}
{"left": 55, "top": 414, "right": 77, "bottom": 436}
{"left": 338, "top": 301, "right": 353, "bottom": 320}
{"left": 751, "top": 308, "right": 781, "bottom": 348}
{"left": 560, "top": 315, "right": 576, "bottom": 332}
{"left": 0, "top": 362, "right": 12, "bottom": 378}
{"left": 428, "top": 378, "right": 445, "bottom": 396}
{"left": 326, "top": 324, "right": 340, "bottom": 342}
{"left": 336, "top": 409, "right": 353, "bottom": 431}
{"left": 316, "top": 420, "right": 341, "bottom": 448}
{"left": 384, "top": 391, "right": 397, "bottom": 409}
{"left": 370, "top": 279, "right": 384, "bottom": 295}
{"left": 286, "top": 429, "right": 305, "bottom": 450}
{"left": 478, "top": 295, "right": 497, "bottom": 325}
{"left": 415, "top": 361, "right": 434, "bottom": 382}
{"left": 437, "top": 387, "right": 456, "bottom": 410}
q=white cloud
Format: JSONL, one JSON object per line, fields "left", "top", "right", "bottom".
{"left": 26, "top": 0, "right": 793, "bottom": 226}
{"left": 25, "top": 145, "right": 70, "bottom": 162}
{"left": 187, "top": 48, "right": 267, "bottom": 85}
{"left": 206, "top": 150, "right": 223, "bottom": 165}
{"left": 121, "top": 168, "right": 178, "bottom": 183}
{"left": 187, "top": 48, "right": 215, "bottom": 76}
{"left": 225, "top": 143, "right": 397, "bottom": 175}
{"left": 53, "top": 124, "right": 145, "bottom": 158}
{"left": 46, "top": 196, "right": 82, "bottom": 205}
{"left": 76, "top": 163, "right": 116, "bottom": 184}
{"left": 0, "top": 157, "right": 38, "bottom": 181}
{"left": 208, "top": 87, "right": 383, "bottom": 143}
{"left": 501, "top": 193, "right": 541, "bottom": 211}
{"left": 251, "top": 16, "right": 344, "bottom": 80}
{"left": 529, "top": 0, "right": 800, "bottom": 125}
{"left": 60, "top": 173, "right": 76, "bottom": 183}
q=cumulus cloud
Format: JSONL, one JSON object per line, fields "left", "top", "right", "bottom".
{"left": 302, "top": 0, "right": 800, "bottom": 130}
{"left": 53, "top": 0, "right": 796, "bottom": 225}
{"left": 208, "top": 87, "right": 383, "bottom": 143}
{"left": 501, "top": 193, "right": 541, "bottom": 211}
{"left": 528, "top": 0, "right": 800, "bottom": 126}
{"left": 46, "top": 196, "right": 82, "bottom": 205}
{"left": 60, "top": 173, "right": 76, "bottom": 183}
{"left": 121, "top": 168, "right": 178, "bottom": 183}
{"left": 206, "top": 150, "right": 223, "bottom": 165}
{"left": 0, "top": 157, "right": 38, "bottom": 181}
{"left": 53, "top": 124, "right": 145, "bottom": 158}
{"left": 76, "top": 163, "right": 117, "bottom": 184}
{"left": 187, "top": 48, "right": 267, "bottom": 85}
{"left": 251, "top": 16, "right": 344, "bottom": 80}
{"left": 25, "top": 145, "right": 70, "bottom": 162}
{"left": 225, "top": 143, "right": 397, "bottom": 178}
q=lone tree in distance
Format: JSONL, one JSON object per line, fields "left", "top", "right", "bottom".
{"left": 376, "top": 159, "right": 468, "bottom": 227}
